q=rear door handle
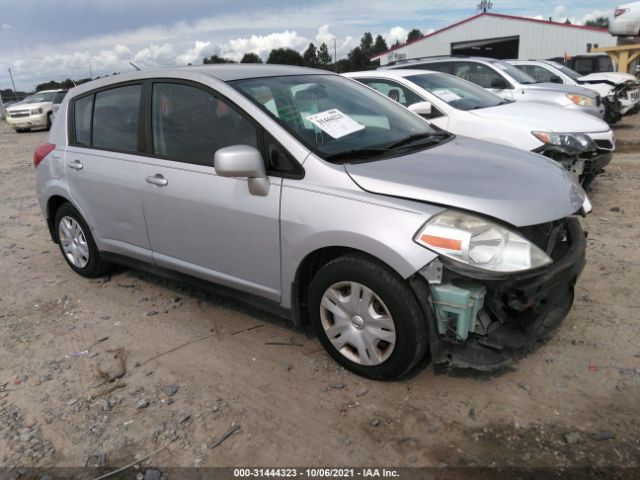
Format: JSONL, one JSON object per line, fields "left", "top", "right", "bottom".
{"left": 68, "top": 159, "right": 83, "bottom": 170}
{"left": 146, "top": 174, "right": 168, "bottom": 187}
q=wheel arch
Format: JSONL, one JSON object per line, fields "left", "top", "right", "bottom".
{"left": 290, "top": 245, "right": 426, "bottom": 327}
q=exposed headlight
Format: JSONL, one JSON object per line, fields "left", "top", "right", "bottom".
{"left": 532, "top": 131, "right": 596, "bottom": 154}
{"left": 615, "top": 8, "right": 630, "bottom": 17}
{"left": 415, "top": 211, "right": 552, "bottom": 273}
{"left": 567, "top": 94, "right": 594, "bottom": 107}
{"left": 31, "top": 107, "right": 43, "bottom": 115}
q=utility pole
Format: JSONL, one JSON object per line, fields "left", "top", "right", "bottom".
{"left": 88, "top": 59, "right": 93, "bottom": 79}
{"left": 7, "top": 68, "right": 19, "bottom": 101}
{"left": 477, "top": 0, "right": 493, "bottom": 13}
{"left": 334, "top": 38, "right": 337, "bottom": 72}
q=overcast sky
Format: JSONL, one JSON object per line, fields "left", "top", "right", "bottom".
{"left": 0, "top": 0, "right": 622, "bottom": 91}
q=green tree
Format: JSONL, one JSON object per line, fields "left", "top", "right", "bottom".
{"left": 303, "top": 43, "right": 319, "bottom": 68}
{"left": 360, "top": 32, "right": 374, "bottom": 57}
{"left": 335, "top": 58, "right": 351, "bottom": 74}
{"left": 585, "top": 17, "right": 610, "bottom": 28}
{"left": 407, "top": 28, "right": 422, "bottom": 42}
{"left": 240, "top": 52, "right": 263, "bottom": 63}
{"left": 203, "top": 55, "right": 236, "bottom": 64}
{"left": 347, "top": 47, "right": 370, "bottom": 71}
{"left": 266, "top": 48, "right": 304, "bottom": 66}
{"left": 373, "top": 35, "right": 388, "bottom": 55}
{"left": 318, "top": 43, "right": 332, "bottom": 67}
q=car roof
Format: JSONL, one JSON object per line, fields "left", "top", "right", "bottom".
{"left": 65, "top": 64, "right": 334, "bottom": 99}
{"left": 385, "top": 56, "right": 501, "bottom": 67}
{"left": 347, "top": 69, "right": 438, "bottom": 78}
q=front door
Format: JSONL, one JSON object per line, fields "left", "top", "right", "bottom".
{"left": 140, "top": 82, "right": 282, "bottom": 301}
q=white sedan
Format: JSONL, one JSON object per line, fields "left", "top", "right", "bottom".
{"left": 610, "top": 1, "right": 640, "bottom": 36}
{"left": 344, "top": 69, "right": 615, "bottom": 186}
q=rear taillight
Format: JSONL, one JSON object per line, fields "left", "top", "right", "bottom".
{"left": 615, "top": 8, "right": 630, "bottom": 17}
{"left": 34, "top": 143, "right": 56, "bottom": 168}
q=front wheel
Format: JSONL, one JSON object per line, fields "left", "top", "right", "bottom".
{"left": 308, "top": 254, "right": 428, "bottom": 379}
{"left": 46, "top": 112, "right": 52, "bottom": 130}
{"left": 54, "top": 203, "right": 111, "bottom": 278}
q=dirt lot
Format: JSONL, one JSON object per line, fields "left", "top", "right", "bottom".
{"left": 0, "top": 117, "right": 639, "bottom": 475}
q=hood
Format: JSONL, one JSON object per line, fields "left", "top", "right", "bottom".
{"left": 470, "top": 101, "right": 610, "bottom": 133}
{"left": 6, "top": 101, "right": 50, "bottom": 111}
{"left": 523, "top": 82, "right": 599, "bottom": 98}
{"left": 579, "top": 72, "right": 637, "bottom": 84}
{"left": 345, "top": 136, "right": 585, "bottom": 227}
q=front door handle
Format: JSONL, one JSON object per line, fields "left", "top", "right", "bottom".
{"left": 68, "top": 159, "right": 83, "bottom": 170}
{"left": 146, "top": 174, "right": 168, "bottom": 187}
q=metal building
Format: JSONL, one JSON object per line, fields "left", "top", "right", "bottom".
{"left": 372, "top": 12, "right": 617, "bottom": 66}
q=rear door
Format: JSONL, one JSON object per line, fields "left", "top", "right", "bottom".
{"left": 65, "top": 84, "right": 151, "bottom": 262}
{"left": 139, "top": 81, "right": 282, "bottom": 301}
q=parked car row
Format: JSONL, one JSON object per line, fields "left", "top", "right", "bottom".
{"left": 4, "top": 89, "right": 67, "bottom": 132}
{"left": 508, "top": 59, "right": 640, "bottom": 123}
{"left": 34, "top": 65, "right": 592, "bottom": 379}
{"left": 375, "top": 55, "right": 628, "bottom": 186}
{"left": 345, "top": 69, "right": 613, "bottom": 187}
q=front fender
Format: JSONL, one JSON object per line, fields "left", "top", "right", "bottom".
{"left": 279, "top": 181, "right": 443, "bottom": 309}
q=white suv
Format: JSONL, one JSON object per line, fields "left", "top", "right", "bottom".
{"left": 5, "top": 89, "right": 64, "bottom": 132}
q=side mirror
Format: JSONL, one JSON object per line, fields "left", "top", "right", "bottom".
{"left": 408, "top": 101, "right": 433, "bottom": 116}
{"left": 550, "top": 75, "right": 563, "bottom": 84}
{"left": 214, "top": 145, "right": 270, "bottom": 196}
{"left": 490, "top": 77, "right": 510, "bottom": 89}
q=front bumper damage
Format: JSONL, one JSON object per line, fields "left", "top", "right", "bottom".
{"left": 534, "top": 144, "right": 613, "bottom": 188}
{"left": 410, "top": 217, "right": 586, "bottom": 371}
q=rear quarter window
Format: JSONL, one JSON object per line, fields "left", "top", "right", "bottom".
{"left": 74, "top": 95, "right": 93, "bottom": 146}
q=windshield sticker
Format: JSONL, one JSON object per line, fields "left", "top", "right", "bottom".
{"left": 432, "top": 89, "right": 462, "bottom": 103}
{"left": 305, "top": 109, "right": 365, "bottom": 139}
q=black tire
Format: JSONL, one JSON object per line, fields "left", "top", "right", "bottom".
{"left": 46, "top": 112, "right": 52, "bottom": 130}
{"left": 54, "top": 203, "right": 111, "bottom": 278}
{"left": 308, "top": 254, "right": 428, "bottom": 379}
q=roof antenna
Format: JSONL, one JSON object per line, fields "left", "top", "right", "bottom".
{"left": 477, "top": 0, "right": 493, "bottom": 13}
{"left": 129, "top": 62, "right": 141, "bottom": 71}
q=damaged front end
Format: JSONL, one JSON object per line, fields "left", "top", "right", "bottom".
{"left": 411, "top": 216, "right": 587, "bottom": 371}
{"left": 533, "top": 132, "right": 612, "bottom": 188}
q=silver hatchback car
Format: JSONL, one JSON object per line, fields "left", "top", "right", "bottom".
{"left": 35, "top": 65, "right": 588, "bottom": 379}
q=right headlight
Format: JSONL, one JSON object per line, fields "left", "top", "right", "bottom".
{"left": 567, "top": 94, "right": 595, "bottom": 107}
{"left": 532, "top": 131, "right": 596, "bottom": 154}
{"left": 415, "top": 210, "right": 553, "bottom": 273}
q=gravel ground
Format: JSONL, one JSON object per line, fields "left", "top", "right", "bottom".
{"left": 0, "top": 117, "right": 639, "bottom": 475}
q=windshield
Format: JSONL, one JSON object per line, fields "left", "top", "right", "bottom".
{"left": 406, "top": 73, "right": 507, "bottom": 111}
{"left": 230, "top": 74, "right": 446, "bottom": 162}
{"left": 490, "top": 61, "right": 537, "bottom": 85}
{"left": 23, "top": 91, "right": 55, "bottom": 103}
{"left": 546, "top": 62, "right": 583, "bottom": 81}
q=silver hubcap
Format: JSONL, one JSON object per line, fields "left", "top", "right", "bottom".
{"left": 58, "top": 216, "right": 89, "bottom": 269}
{"left": 320, "top": 281, "right": 396, "bottom": 366}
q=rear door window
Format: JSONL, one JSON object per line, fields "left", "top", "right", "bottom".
{"left": 519, "top": 65, "right": 555, "bottom": 83}
{"left": 92, "top": 85, "right": 142, "bottom": 153}
{"left": 151, "top": 83, "right": 258, "bottom": 166}
{"left": 357, "top": 79, "right": 423, "bottom": 107}
{"left": 452, "top": 62, "right": 504, "bottom": 89}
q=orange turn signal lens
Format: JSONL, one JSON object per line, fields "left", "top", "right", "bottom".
{"left": 420, "top": 235, "right": 462, "bottom": 251}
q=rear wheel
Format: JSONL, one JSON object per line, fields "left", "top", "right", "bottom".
{"left": 54, "top": 203, "right": 111, "bottom": 277}
{"left": 308, "top": 254, "right": 428, "bottom": 379}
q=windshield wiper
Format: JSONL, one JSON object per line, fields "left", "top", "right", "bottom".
{"left": 386, "top": 132, "right": 450, "bottom": 150}
{"left": 325, "top": 147, "right": 393, "bottom": 162}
